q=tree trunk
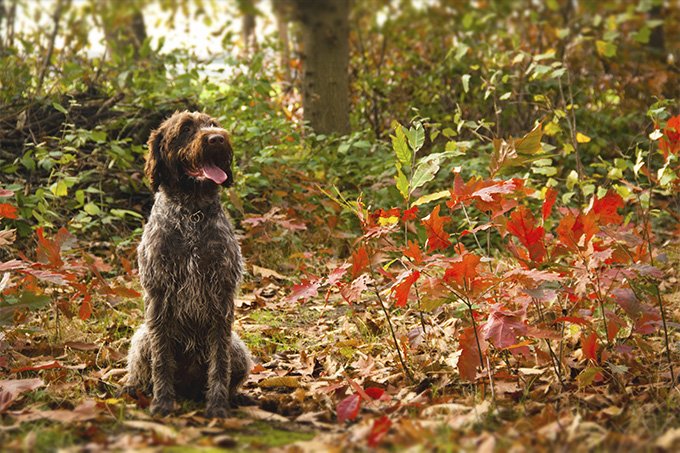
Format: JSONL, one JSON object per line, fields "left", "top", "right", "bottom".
{"left": 98, "top": 1, "right": 147, "bottom": 58}
{"left": 292, "top": 0, "right": 350, "bottom": 135}
{"left": 237, "top": 0, "right": 258, "bottom": 56}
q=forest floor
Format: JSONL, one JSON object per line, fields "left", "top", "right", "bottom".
{"left": 1, "top": 247, "right": 679, "bottom": 452}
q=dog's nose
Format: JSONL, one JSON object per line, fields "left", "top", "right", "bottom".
{"left": 207, "top": 134, "right": 225, "bottom": 145}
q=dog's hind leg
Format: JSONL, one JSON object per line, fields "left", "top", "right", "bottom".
{"left": 124, "top": 323, "right": 153, "bottom": 397}
{"left": 228, "top": 332, "right": 255, "bottom": 407}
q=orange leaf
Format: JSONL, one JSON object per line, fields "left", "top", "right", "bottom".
{"left": 506, "top": 206, "right": 546, "bottom": 263}
{"left": 78, "top": 294, "right": 92, "bottom": 320}
{"left": 421, "top": 205, "right": 451, "bottom": 251}
{"left": 0, "top": 203, "right": 18, "bottom": 219}
{"left": 542, "top": 187, "right": 557, "bottom": 221}
{"left": 444, "top": 253, "right": 481, "bottom": 291}
{"left": 403, "top": 240, "right": 423, "bottom": 264}
{"left": 390, "top": 270, "right": 420, "bottom": 308}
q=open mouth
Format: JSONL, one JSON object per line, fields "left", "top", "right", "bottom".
{"left": 187, "top": 163, "right": 229, "bottom": 184}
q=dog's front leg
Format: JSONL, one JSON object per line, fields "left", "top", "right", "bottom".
{"left": 148, "top": 319, "right": 177, "bottom": 416}
{"left": 205, "top": 314, "right": 232, "bottom": 418}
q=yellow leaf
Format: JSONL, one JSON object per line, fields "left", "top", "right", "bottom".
{"left": 378, "top": 216, "right": 399, "bottom": 226}
{"left": 576, "top": 132, "right": 591, "bottom": 143}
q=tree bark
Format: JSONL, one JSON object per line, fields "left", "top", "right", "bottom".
{"left": 291, "top": 0, "right": 350, "bottom": 135}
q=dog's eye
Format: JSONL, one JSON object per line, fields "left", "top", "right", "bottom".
{"left": 181, "top": 124, "right": 192, "bottom": 134}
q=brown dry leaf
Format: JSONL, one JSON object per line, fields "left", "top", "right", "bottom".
{"left": 0, "top": 378, "right": 44, "bottom": 412}
{"left": 259, "top": 376, "right": 300, "bottom": 389}
{"left": 12, "top": 399, "right": 101, "bottom": 423}
{"left": 655, "top": 428, "right": 680, "bottom": 450}
{"left": 124, "top": 420, "right": 178, "bottom": 442}
{"left": 252, "top": 264, "right": 288, "bottom": 280}
{"left": 239, "top": 405, "right": 289, "bottom": 422}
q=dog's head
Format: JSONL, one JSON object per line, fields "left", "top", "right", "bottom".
{"left": 145, "top": 111, "right": 234, "bottom": 193}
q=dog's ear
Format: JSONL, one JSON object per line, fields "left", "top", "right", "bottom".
{"left": 145, "top": 128, "right": 165, "bottom": 192}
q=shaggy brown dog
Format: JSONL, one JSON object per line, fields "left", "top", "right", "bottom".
{"left": 125, "top": 111, "right": 252, "bottom": 417}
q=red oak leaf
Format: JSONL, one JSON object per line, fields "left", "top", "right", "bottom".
{"left": 444, "top": 253, "right": 481, "bottom": 292}
{"left": 659, "top": 114, "right": 680, "bottom": 158}
{"left": 421, "top": 205, "right": 451, "bottom": 251}
{"left": 506, "top": 206, "right": 546, "bottom": 263}
{"left": 403, "top": 240, "right": 423, "bottom": 264}
{"left": 351, "top": 246, "right": 370, "bottom": 278}
{"left": 483, "top": 309, "right": 527, "bottom": 349}
{"left": 458, "top": 326, "right": 487, "bottom": 381}
{"left": 581, "top": 331, "right": 598, "bottom": 362}
{"left": 590, "top": 191, "right": 624, "bottom": 226}
{"left": 390, "top": 270, "right": 420, "bottom": 307}
{"left": 542, "top": 187, "right": 558, "bottom": 220}
{"left": 288, "top": 277, "right": 321, "bottom": 302}
{"left": 556, "top": 210, "right": 598, "bottom": 250}
{"left": 337, "top": 393, "right": 361, "bottom": 423}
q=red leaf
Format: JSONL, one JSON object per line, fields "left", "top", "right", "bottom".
{"left": 658, "top": 114, "right": 680, "bottom": 158}
{"left": 401, "top": 206, "right": 419, "bottom": 221}
{"left": 11, "top": 360, "right": 62, "bottom": 373}
{"left": 390, "top": 270, "right": 420, "bottom": 308}
{"left": 556, "top": 211, "right": 598, "bottom": 250}
{"left": 337, "top": 393, "right": 361, "bottom": 423}
{"left": 403, "top": 240, "right": 423, "bottom": 264}
{"left": 444, "top": 253, "right": 481, "bottom": 291}
{"left": 421, "top": 205, "right": 451, "bottom": 251}
{"left": 458, "top": 326, "right": 487, "bottom": 381}
{"left": 590, "top": 191, "right": 624, "bottom": 226}
{"left": 288, "top": 278, "right": 321, "bottom": 303}
{"left": 351, "top": 246, "right": 370, "bottom": 279}
{"left": 78, "top": 294, "right": 92, "bottom": 320}
{"left": 581, "top": 331, "right": 598, "bottom": 362}
{"left": 364, "top": 387, "right": 385, "bottom": 400}
{"left": 542, "top": 187, "right": 557, "bottom": 220}
{"left": 0, "top": 203, "right": 18, "bottom": 219}
{"left": 506, "top": 206, "right": 545, "bottom": 263}
{"left": 367, "top": 415, "right": 392, "bottom": 447}
{"left": 35, "top": 228, "right": 63, "bottom": 267}
{"left": 0, "top": 188, "right": 14, "bottom": 198}
{"left": 482, "top": 309, "right": 527, "bottom": 349}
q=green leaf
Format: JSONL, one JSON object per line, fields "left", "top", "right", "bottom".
{"left": 410, "top": 156, "right": 441, "bottom": 193}
{"left": 52, "top": 102, "right": 68, "bottom": 115}
{"left": 83, "top": 202, "right": 100, "bottom": 216}
{"left": 412, "top": 190, "right": 450, "bottom": 207}
{"left": 391, "top": 123, "right": 411, "bottom": 166}
{"left": 395, "top": 165, "right": 410, "bottom": 200}
{"left": 515, "top": 123, "right": 543, "bottom": 155}
{"left": 50, "top": 180, "right": 68, "bottom": 197}
{"left": 407, "top": 123, "right": 425, "bottom": 153}
{"left": 595, "top": 40, "right": 617, "bottom": 58}
{"left": 461, "top": 74, "right": 471, "bottom": 93}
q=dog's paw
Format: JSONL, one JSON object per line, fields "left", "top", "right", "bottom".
{"left": 230, "top": 393, "right": 257, "bottom": 408}
{"left": 206, "top": 403, "right": 231, "bottom": 418}
{"left": 150, "top": 398, "right": 175, "bottom": 416}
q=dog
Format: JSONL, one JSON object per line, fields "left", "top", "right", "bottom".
{"left": 125, "top": 111, "right": 252, "bottom": 417}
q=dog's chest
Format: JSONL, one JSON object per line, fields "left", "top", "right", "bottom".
{"left": 138, "top": 210, "right": 242, "bottom": 314}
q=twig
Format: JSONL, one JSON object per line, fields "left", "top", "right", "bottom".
{"left": 36, "top": 0, "right": 65, "bottom": 96}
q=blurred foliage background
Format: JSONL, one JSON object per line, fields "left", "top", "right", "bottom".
{"left": 0, "top": 0, "right": 678, "bottom": 263}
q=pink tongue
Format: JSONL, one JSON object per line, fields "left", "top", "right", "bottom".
{"left": 202, "top": 165, "right": 228, "bottom": 184}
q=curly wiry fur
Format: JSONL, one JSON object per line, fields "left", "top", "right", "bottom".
{"left": 125, "top": 111, "right": 252, "bottom": 418}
